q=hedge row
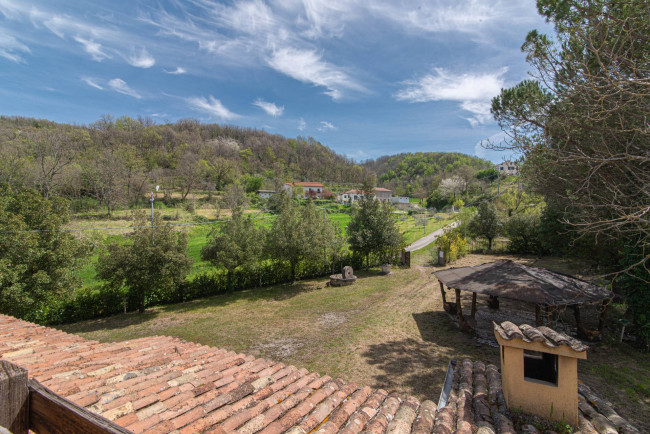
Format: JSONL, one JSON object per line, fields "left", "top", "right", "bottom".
{"left": 31, "top": 253, "right": 376, "bottom": 325}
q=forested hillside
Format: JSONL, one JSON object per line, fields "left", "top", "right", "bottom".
{"left": 363, "top": 152, "right": 491, "bottom": 197}
{"left": 0, "top": 115, "right": 369, "bottom": 207}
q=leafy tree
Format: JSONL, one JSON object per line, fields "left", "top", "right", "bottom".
{"left": 426, "top": 190, "right": 449, "bottom": 211}
{"left": 242, "top": 175, "right": 264, "bottom": 193}
{"left": 438, "top": 176, "right": 464, "bottom": 200}
{"left": 97, "top": 213, "right": 192, "bottom": 313}
{"left": 201, "top": 210, "right": 265, "bottom": 290}
{"left": 506, "top": 214, "right": 541, "bottom": 254}
{"left": 347, "top": 195, "right": 403, "bottom": 268}
{"left": 266, "top": 199, "right": 341, "bottom": 282}
{"left": 0, "top": 187, "right": 87, "bottom": 319}
{"left": 476, "top": 168, "right": 498, "bottom": 182}
{"left": 489, "top": 0, "right": 649, "bottom": 272}
{"left": 222, "top": 183, "right": 248, "bottom": 210}
{"left": 468, "top": 202, "right": 502, "bottom": 250}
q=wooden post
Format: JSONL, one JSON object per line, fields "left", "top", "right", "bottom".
{"left": 598, "top": 299, "right": 610, "bottom": 332}
{"left": 455, "top": 288, "right": 469, "bottom": 331}
{"left": 0, "top": 361, "right": 29, "bottom": 434}
{"left": 471, "top": 292, "right": 477, "bottom": 319}
{"left": 535, "top": 304, "right": 542, "bottom": 326}
{"left": 439, "top": 281, "right": 447, "bottom": 304}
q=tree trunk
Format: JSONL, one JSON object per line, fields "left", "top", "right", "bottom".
{"left": 138, "top": 290, "right": 145, "bottom": 314}
{"left": 227, "top": 270, "right": 233, "bottom": 291}
{"left": 488, "top": 237, "right": 493, "bottom": 250}
{"left": 366, "top": 253, "right": 369, "bottom": 270}
{"left": 290, "top": 262, "right": 296, "bottom": 283}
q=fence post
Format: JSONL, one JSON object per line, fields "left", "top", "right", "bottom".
{"left": 0, "top": 360, "right": 29, "bottom": 434}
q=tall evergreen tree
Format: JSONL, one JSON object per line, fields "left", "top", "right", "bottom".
{"left": 347, "top": 194, "right": 402, "bottom": 268}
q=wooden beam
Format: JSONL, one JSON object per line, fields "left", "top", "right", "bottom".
{"left": 0, "top": 361, "right": 29, "bottom": 434}
{"left": 598, "top": 299, "right": 610, "bottom": 332}
{"left": 471, "top": 292, "right": 477, "bottom": 319}
{"left": 439, "top": 281, "right": 447, "bottom": 304}
{"left": 28, "top": 379, "right": 132, "bottom": 434}
{"left": 535, "top": 304, "right": 542, "bottom": 326}
{"left": 455, "top": 288, "right": 469, "bottom": 331}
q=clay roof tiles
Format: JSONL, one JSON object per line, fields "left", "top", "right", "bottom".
{"left": 0, "top": 315, "right": 637, "bottom": 433}
{"left": 494, "top": 321, "right": 589, "bottom": 352}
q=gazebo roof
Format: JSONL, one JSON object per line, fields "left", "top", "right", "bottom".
{"left": 433, "top": 260, "right": 611, "bottom": 306}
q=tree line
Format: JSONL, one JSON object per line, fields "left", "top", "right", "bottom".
{"left": 0, "top": 187, "right": 402, "bottom": 321}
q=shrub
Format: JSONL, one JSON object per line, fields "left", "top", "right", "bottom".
{"left": 506, "top": 214, "right": 542, "bottom": 254}
{"left": 435, "top": 229, "right": 468, "bottom": 263}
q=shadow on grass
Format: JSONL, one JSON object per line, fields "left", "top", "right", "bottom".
{"left": 361, "top": 311, "right": 485, "bottom": 400}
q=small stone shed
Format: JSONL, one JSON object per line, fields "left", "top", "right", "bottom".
{"left": 433, "top": 260, "right": 612, "bottom": 335}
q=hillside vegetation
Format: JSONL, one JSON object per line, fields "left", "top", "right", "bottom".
{"left": 363, "top": 152, "right": 491, "bottom": 197}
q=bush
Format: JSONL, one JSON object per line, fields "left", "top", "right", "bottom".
{"left": 506, "top": 214, "right": 542, "bottom": 254}
{"left": 435, "top": 229, "right": 468, "bottom": 263}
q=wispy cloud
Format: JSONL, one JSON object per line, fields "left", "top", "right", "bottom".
{"left": 298, "top": 117, "right": 307, "bottom": 131}
{"left": 164, "top": 66, "right": 186, "bottom": 75}
{"left": 126, "top": 47, "right": 155, "bottom": 68}
{"left": 396, "top": 67, "right": 506, "bottom": 126}
{"left": 318, "top": 121, "right": 337, "bottom": 131}
{"left": 187, "top": 95, "right": 239, "bottom": 120}
{"left": 107, "top": 78, "right": 141, "bottom": 99}
{"left": 252, "top": 98, "right": 284, "bottom": 117}
{"left": 0, "top": 30, "right": 30, "bottom": 63}
{"left": 74, "top": 36, "right": 110, "bottom": 61}
{"left": 267, "top": 47, "right": 364, "bottom": 100}
{"left": 81, "top": 76, "right": 103, "bottom": 90}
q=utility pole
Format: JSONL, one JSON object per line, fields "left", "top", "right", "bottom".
{"left": 150, "top": 192, "right": 155, "bottom": 245}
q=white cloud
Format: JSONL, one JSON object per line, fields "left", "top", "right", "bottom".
{"left": 298, "top": 117, "right": 307, "bottom": 131}
{"left": 74, "top": 36, "right": 110, "bottom": 61}
{"left": 81, "top": 76, "right": 103, "bottom": 90}
{"left": 164, "top": 66, "right": 186, "bottom": 75}
{"left": 267, "top": 47, "right": 364, "bottom": 100}
{"left": 187, "top": 95, "right": 239, "bottom": 120}
{"left": 0, "top": 30, "right": 30, "bottom": 62}
{"left": 252, "top": 98, "right": 284, "bottom": 117}
{"left": 396, "top": 67, "right": 506, "bottom": 126}
{"left": 107, "top": 78, "right": 141, "bottom": 99}
{"left": 318, "top": 121, "right": 337, "bottom": 131}
{"left": 126, "top": 47, "right": 155, "bottom": 68}
{"left": 396, "top": 67, "right": 506, "bottom": 102}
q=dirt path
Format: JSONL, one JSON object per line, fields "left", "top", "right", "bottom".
{"left": 405, "top": 221, "right": 458, "bottom": 251}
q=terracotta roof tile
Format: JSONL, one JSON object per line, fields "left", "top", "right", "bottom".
{"left": 0, "top": 314, "right": 639, "bottom": 433}
{"left": 494, "top": 321, "right": 589, "bottom": 352}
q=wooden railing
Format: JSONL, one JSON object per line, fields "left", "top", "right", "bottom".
{"left": 0, "top": 361, "right": 132, "bottom": 434}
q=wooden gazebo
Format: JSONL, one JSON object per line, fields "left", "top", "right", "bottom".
{"left": 433, "top": 260, "right": 612, "bottom": 336}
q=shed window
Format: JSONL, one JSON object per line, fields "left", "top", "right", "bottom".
{"left": 523, "top": 350, "right": 558, "bottom": 386}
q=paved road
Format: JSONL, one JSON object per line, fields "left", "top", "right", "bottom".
{"left": 405, "top": 220, "right": 459, "bottom": 252}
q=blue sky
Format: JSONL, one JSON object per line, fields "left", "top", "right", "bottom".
{"left": 0, "top": 0, "right": 551, "bottom": 163}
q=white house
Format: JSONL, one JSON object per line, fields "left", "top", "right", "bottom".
{"left": 495, "top": 161, "right": 519, "bottom": 176}
{"left": 392, "top": 196, "right": 410, "bottom": 204}
{"left": 257, "top": 190, "right": 276, "bottom": 199}
{"left": 340, "top": 187, "right": 392, "bottom": 203}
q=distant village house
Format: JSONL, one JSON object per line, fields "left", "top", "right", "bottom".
{"left": 495, "top": 160, "right": 519, "bottom": 176}
{"left": 283, "top": 181, "right": 324, "bottom": 198}
{"left": 339, "top": 187, "right": 393, "bottom": 203}
{"left": 257, "top": 189, "right": 276, "bottom": 199}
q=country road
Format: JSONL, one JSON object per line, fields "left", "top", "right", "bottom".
{"left": 405, "top": 220, "right": 459, "bottom": 252}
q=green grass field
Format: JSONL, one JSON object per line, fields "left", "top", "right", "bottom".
{"left": 71, "top": 204, "right": 454, "bottom": 288}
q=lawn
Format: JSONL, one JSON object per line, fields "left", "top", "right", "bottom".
{"left": 60, "top": 253, "right": 649, "bottom": 431}
{"left": 72, "top": 205, "right": 453, "bottom": 288}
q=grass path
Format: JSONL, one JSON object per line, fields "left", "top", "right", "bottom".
{"left": 60, "top": 254, "right": 649, "bottom": 431}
